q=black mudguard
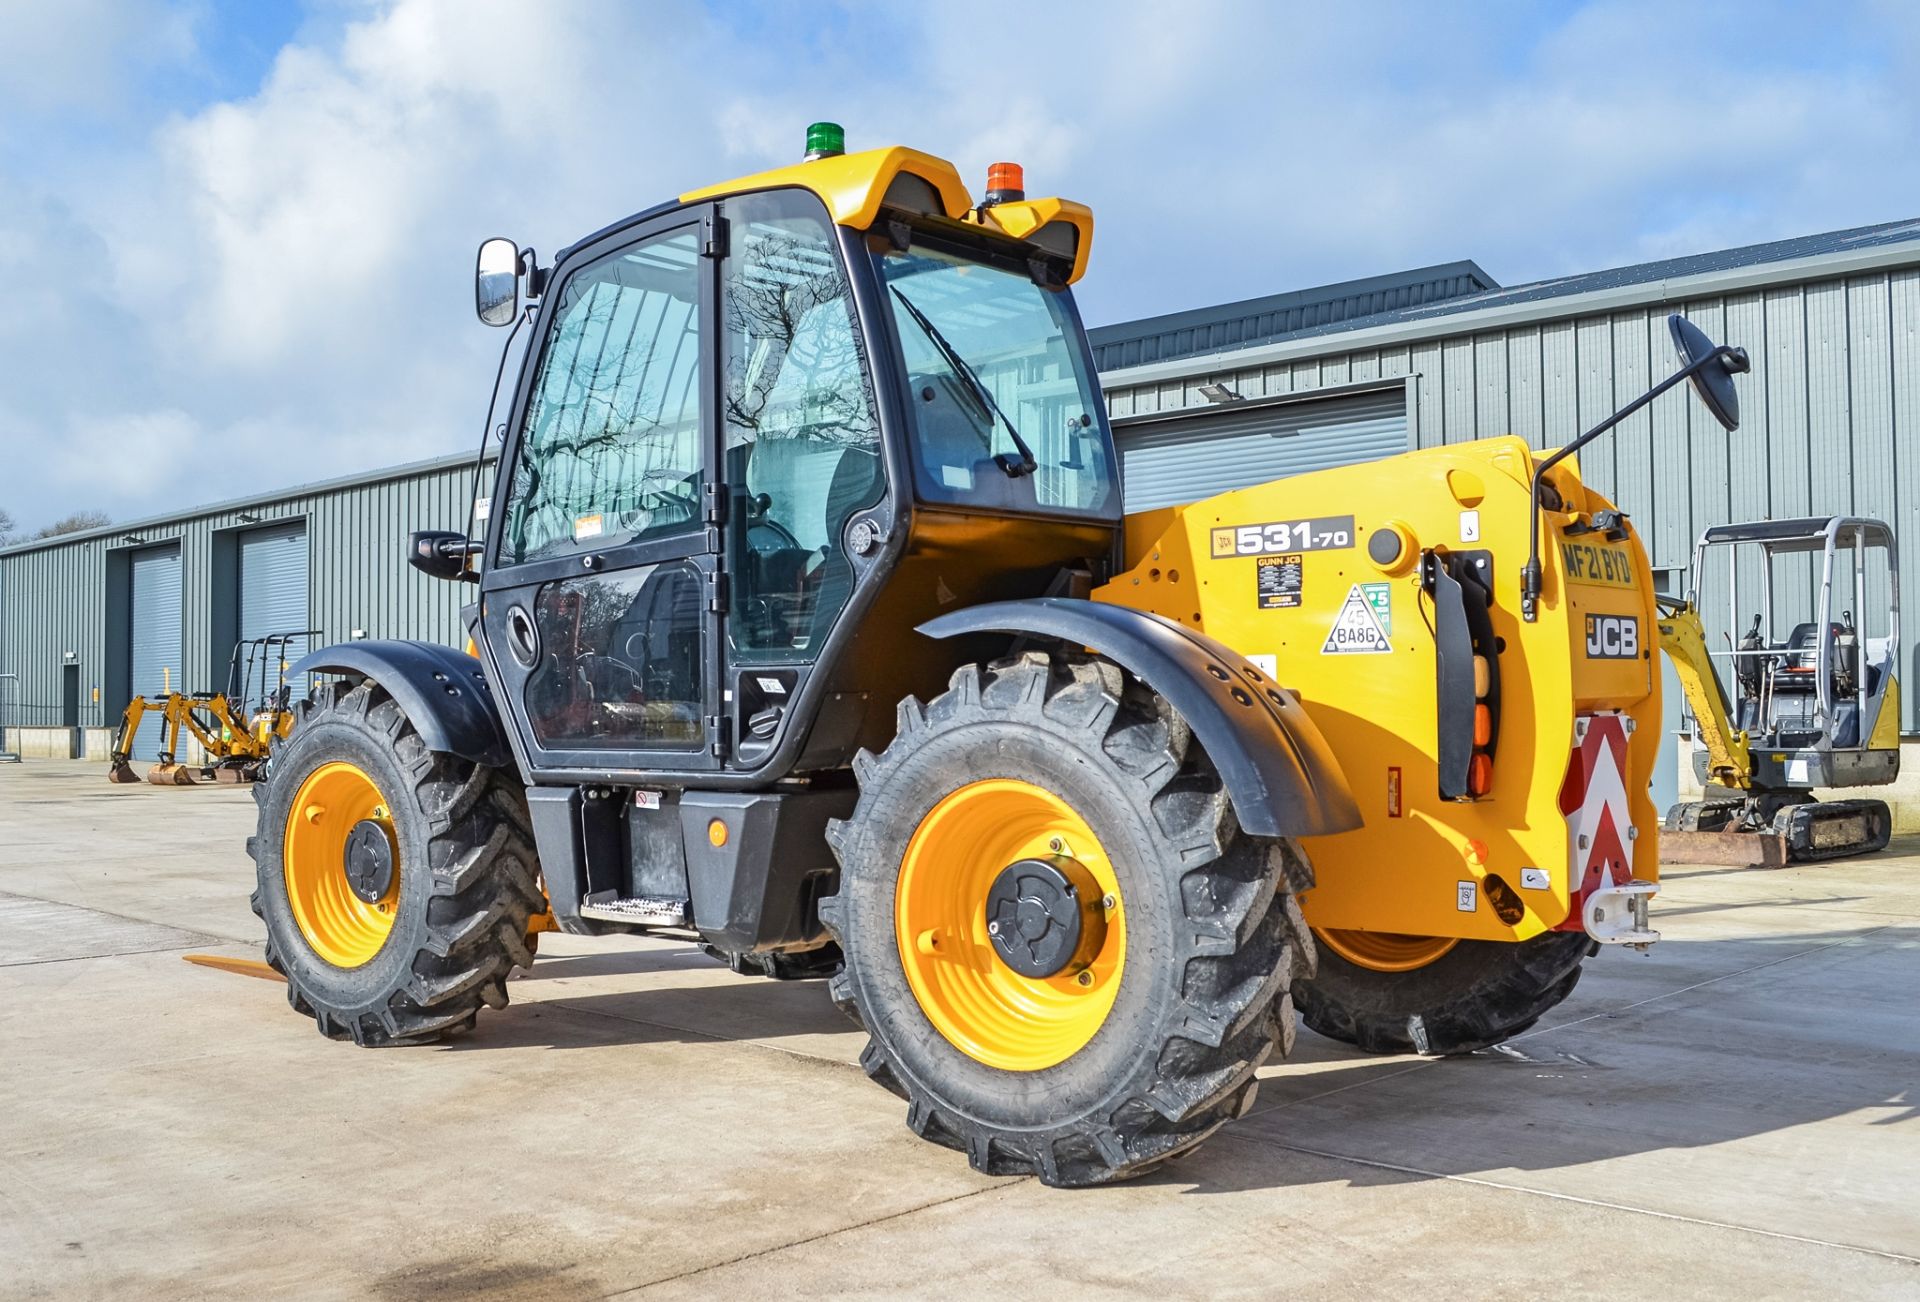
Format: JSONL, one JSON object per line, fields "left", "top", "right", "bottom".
{"left": 919, "top": 599, "right": 1360, "bottom": 839}
{"left": 288, "top": 640, "right": 511, "bottom": 769}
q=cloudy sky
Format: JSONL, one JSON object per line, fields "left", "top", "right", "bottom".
{"left": 3, "top": 0, "right": 1919, "bottom": 532}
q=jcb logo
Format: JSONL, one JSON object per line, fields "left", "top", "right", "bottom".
{"left": 1585, "top": 615, "right": 1639, "bottom": 660}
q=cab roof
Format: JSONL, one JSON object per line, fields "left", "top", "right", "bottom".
{"left": 678, "top": 144, "right": 1095, "bottom": 284}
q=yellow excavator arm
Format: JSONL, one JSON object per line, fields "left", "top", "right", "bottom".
{"left": 1655, "top": 600, "right": 1751, "bottom": 790}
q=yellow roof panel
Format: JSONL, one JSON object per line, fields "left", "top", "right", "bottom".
{"left": 679, "top": 146, "right": 973, "bottom": 230}
{"left": 678, "top": 144, "right": 1095, "bottom": 283}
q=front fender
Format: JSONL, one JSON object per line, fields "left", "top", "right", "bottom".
{"left": 919, "top": 599, "right": 1360, "bottom": 839}
{"left": 288, "top": 640, "right": 510, "bottom": 769}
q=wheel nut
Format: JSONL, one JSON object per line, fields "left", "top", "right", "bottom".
{"left": 1101, "top": 893, "right": 1117, "bottom": 911}
{"left": 1076, "top": 970, "right": 1094, "bottom": 987}
{"left": 987, "top": 921, "right": 1000, "bottom": 936}
{"left": 1049, "top": 838, "right": 1064, "bottom": 853}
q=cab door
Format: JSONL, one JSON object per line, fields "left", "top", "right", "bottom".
{"left": 713, "top": 190, "right": 887, "bottom": 767}
{"left": 481, "top": 208, "right": 723, "bottom": 774}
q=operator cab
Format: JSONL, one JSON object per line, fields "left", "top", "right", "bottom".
{"left": 452, "top": 127, "right": 1120, "bottom": 793}
{"left": 1686, "top": 516, "right": 1900, "bottom": 786}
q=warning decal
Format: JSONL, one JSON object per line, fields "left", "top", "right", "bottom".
{"left": 1322, "top": 583, "right": 1392, "bottom": 655}
{"left": 1256, "top": 554, "right": 1303, "bottom": 608}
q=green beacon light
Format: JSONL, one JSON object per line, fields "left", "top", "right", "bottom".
{"left": 804, "top": 121, "right": 845, "bottom": 161}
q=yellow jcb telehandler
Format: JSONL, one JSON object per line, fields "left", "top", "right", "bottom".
{"left": 240, "top": 126, "right": 1749, "bottom": 1184}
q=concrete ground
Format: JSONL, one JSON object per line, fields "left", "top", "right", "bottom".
{"left": 1, "top": 760, "right": 1916, "bottom": 1300}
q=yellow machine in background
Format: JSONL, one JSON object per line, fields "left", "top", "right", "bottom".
{"left": 1657, "top": 517, "right": 1899, "bottom": 864}
{"left": 108, "top": 691, "right": 289, "bottom": 785}
{"left": 109, "top": 632, "right": 311, "bottom": 785}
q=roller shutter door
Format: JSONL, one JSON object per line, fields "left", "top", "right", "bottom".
{"left": 129, "top": 545, "right": 182, "bottom": 761}
{"left": 1116, "top": 385, "right": 1409, "bottom": 512}
{"left": 238, "top": 522, "right": 311, "bottom": 706}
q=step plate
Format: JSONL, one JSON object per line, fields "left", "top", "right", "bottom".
{"left": 579, "top": 895, "right": 692, "bottom": 926}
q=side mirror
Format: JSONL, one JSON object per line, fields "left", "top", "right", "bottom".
{"left": 408, "top": 530, "right": 480, "bottom": 583}
{"left": 476, "top": 237, "right": 521, "bottom": 327}
{"left": 1668, "top": 313, "right": 1750, "bottom": 432}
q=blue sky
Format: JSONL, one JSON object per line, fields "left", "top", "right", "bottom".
{"left": 3, "top": 0, "right": 1918, "bottom": 531}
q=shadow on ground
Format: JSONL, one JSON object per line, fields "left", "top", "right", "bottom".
{"left": 431, "top": 916, "right": 1920, "bottom": 1207}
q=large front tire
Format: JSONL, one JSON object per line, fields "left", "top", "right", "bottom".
{"left": 821, "top": 653, "right": 1314, "bottom": 1187}
{"left": 1295, "top": 928, "right": 1596, "bottom": 1056}
{"left": 249, "top": 678, "right": 542, "bottom": 1046}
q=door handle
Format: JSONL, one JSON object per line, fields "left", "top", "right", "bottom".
{"left": 506, "top": 605, "right": 539, "bottom": 668}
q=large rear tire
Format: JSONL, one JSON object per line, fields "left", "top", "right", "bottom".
{"left": 249, "top": 678, "right": 542, "bottom": 1046}
{"left": 821, "top": 653, "right": 1314, "bottom": 1187}
{"left": 1295, "top": 928, "right": 1596, "bottom": 1056}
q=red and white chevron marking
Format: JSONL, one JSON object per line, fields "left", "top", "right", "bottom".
{"left": 1554, "top": 711, "right": 1633, "bottom": 932}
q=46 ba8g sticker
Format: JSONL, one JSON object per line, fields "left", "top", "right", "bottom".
{"left": 1211, "top": 514, "right": 1355, "bottom": 558}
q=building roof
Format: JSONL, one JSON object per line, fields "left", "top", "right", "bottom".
{"left": 1096, "top": 215, "right": 1920, "bottom": 382}
{"left": 1086, "top": 261, "right": 1498, "bottom": 370}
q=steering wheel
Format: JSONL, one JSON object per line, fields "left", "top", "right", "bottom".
{"left": 746, "top": 496, "right": 802, "bottom": 550}
{"left": 612, "top": 469, "right": 700, "bottom": 533}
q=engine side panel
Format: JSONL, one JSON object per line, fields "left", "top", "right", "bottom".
{"left": 1097, "top": 435, "right": 1662, "bottom": 942}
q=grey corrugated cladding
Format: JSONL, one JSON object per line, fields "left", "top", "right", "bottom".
{"left": 1086, "top": 262, "right": 1498, "bottom": 371}
{"left": 1117, "top": 385, "right": 1410, "bottom": 512}
{"left": 1101, "top": 217, "right": 1920, "bottom": 728}
{"left": 0, "top": 450, "right": 493, "bottom": 729}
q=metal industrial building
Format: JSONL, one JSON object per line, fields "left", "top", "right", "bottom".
{"left": 6, "top": 216, "right": 1920, "bottom": 802}
{"left": 0, "top": 453, "right": 488, "bottom": 759}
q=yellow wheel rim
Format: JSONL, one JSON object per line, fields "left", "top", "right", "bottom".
{"left": 282, "top": 761, "right": 400, "bottom": 968}
{"left": 895, "top": 779, "right": 1126, "bottom": 1072}
{"left": 1313, "top": 927, "right": 1458, "bottom": 973}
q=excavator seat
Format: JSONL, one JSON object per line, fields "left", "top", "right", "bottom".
{"left": 1770, "top": 622, "right": 1822, "bottom": 692}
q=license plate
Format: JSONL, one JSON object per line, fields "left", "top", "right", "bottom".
{"left": 1560, "top": 540, "right": 1637, "bottom": 588}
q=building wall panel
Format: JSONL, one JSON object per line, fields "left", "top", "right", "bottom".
{"left": 1, "top": 455, "right": 487, "bottom": 731}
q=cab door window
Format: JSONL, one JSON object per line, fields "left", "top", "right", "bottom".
{"left": 488, "top": 222, "right": 711, "bottom": 757}
{"left": 498, "top": 229, "right": 704, "bottom": 566}
{"left": 719, "top": 190, "right": 883, "bottom": 663}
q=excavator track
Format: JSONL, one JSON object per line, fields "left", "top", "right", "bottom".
{"left": 1661, "top": 796, "right": 1893, "bottom": 865}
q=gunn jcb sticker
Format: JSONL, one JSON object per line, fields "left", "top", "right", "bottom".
{"left": 1585, "top": 614, "right": 1640, "bottom": 660}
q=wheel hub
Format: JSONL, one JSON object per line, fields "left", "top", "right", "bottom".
{"left": 343, "top": 819, "right": 395, "bottom": 905}
{"left": 985, "top": 857, "right": 1104, "bottom": 979}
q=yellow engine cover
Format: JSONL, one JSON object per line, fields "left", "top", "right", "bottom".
{"left": 1095, "top": 435, "right": 1662, "bottom": 942}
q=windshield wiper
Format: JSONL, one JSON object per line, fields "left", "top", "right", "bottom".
{"left": 890, "top": 287, "right": 1038, "bottom": 478}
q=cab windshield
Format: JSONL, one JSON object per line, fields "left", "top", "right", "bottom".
{"left": 875, "top": 236, "right": 1116, "bottom": 517}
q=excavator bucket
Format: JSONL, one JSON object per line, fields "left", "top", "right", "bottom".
{"left": 146, "top": 763, "right": 198, "bottom": 786}
{"left": 212, "top": 765, "right": 253, "bottom": 785}
{"left": 1658, "top": 830, "right": 1789, "bottom": 868}
{"left": 107, "top": 760, "right": 142, "bottom": 784}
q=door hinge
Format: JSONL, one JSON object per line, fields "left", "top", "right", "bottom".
{"left": 703, "top": 481, "right": 727, "bottom": 526}
{"left": 706, "top": 714, "right": 729, "bottom": 758}
{"left": 702, "top": 215, "right": 729, "bottom": 260}
{"left": 705, "top": 570, "right": 728, "bottom": 613}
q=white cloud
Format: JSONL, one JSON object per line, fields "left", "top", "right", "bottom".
{"left": 2, "top": 0, "right": 1919, "bottom": 531}
{"left": 0, "top": 0, "right": 198, "bottom": 115}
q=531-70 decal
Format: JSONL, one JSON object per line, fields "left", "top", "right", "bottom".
{"left": 1211, "top": 515, "right": 1355, "bottom": 558}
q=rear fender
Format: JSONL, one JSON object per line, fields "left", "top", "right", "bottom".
{"left": 918, "top": 598, "right": 1360, "bottom": 839}
{"left": 287, "top": 640, "right": 510, "bottom": 769}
